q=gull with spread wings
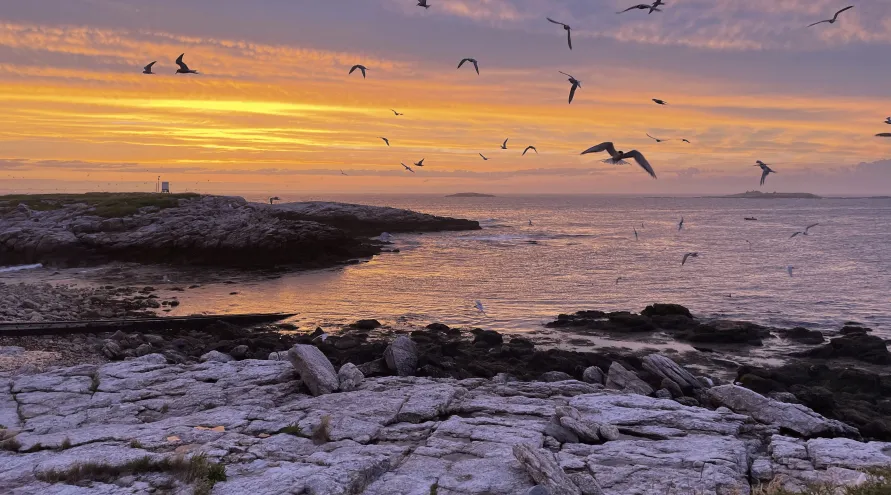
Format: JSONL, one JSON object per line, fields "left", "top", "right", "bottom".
{"left": 546, "top": 18, "right": 573, "bottom": 50}
{"left": 143, "top": 61, "right": 156, "bottom": 74}
{"left": 808, "top": 6, "right": 853, "bottom": 27}
{"left": 175, "top": 54, "right": 198, "bottom": 74}
{"left": 458, "top": 58, "right": 480, "bottom": 75}
{"left": 580, "top": 142, "right": 657, "bottom": 178}
{"left": 559, "top": 71, "right": 582, "bottom": 104}
{"left": 755, "top": 160, "right": 776, "bottom": 186}
{"left": 349, "top": 65, "right": 368, "bottom": 78}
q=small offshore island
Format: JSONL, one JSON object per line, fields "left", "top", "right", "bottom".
{"left": 445, "top": 193, "right": 496, "bottom": 198}
{"left": 717, "top": 191, "right": 822, "bottom": 199}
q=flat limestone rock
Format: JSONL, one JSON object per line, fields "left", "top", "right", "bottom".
{"left": 512, "top": 443, "right": 583, "bottom": 495}
{"left": 604, "top": 362, "right": 653, "bottom": 396}
{"left": 287, "top": 344, "right": 338, "bottom": 396}
{"left": 641, "top": 354, "right": 702, "bottom": 392}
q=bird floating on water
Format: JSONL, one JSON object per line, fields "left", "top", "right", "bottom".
{"left": 349, "top": 65, "right": 367, "bottom": 78}
{"left": 501, "top": 138, "right": 509, "bottom": 150}
{"left": 458, "top": 58, "right": 480, "bottom": 75}
{"left": 175, "top": 54, "right": 198, "bottom": 74}
{"left": 391, "top": 109, "right": 403, "bottom": 116}
{"left": 400, "top": 163, "right": 415, "bottom": 173}
{"left": 523, "top": 146, "right": 538, "bottom": 156}
{"left": 379, "top": 137, "right": 390, "bottom": 146}
{"left": 417, "top": 0, "right": 430, "bottom": 9}
{"left": 616, "top": 277, "right": 623, "bottom": 285}
{"left": 787, "top": 266, "right": 795, "bottom": 277}
{"left": 790, "top": 223, "right": 819, "bottom": 238}
{"left": 546, "top": 18, "right": 573, "bottom": 50}
{"left": 754, "top": 160, "right": 776, "bottom": 186}
{"left": 808, "top": 6, "right": 853, "bottom": 27}
{"left": 580, "top": 142, "right": 657, "bottom": 179}
{"left": 681, "top": 252, "right": 699, "bottom": 265}
{"left": 414, "top": 158, "right": 425, "bottom": 167}
{"left": 143, "top": 61, "right": 156, "bottom": 74}
{"left": 652, "top": 99, "right": 667, "bottom": 105}
{"left": 678, "top": 217, "right": 685, "bottom": 231}
{"left": 559, "top": 71, "right": 581, "bottom": 104}
{"left": 876, "top": 133, "right": 891, "bottom": 137}
{"left": 479, "top": 153, "right": 489, "bottom": 161}
{"left": 634, "top": 227, "right": 639, "bottom": 241}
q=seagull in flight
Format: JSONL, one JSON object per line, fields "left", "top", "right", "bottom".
{"left": 379, "top": 137, "right": 390, "bottom": 146}
{"left": 786, "top": 266, "right": 795, "bottom": 277}
{"left": 349, "top": 65, "right": 368, "bottom": 78}
{"left": 790, "top": 223, "right": 819, "bottom": 238}
{"left": 616, "top": 277, "right": 623, "bottom": 285}
{"left": 529, "top": 219, "right": 533, "bottom": 226}
{"left": 175, "top": 54, "right": 198, "bottom": 74}
{"left": 559, "top": 71, "right": 581, "bottom": 104}
{"left": 681, "top": 252, "right": 699, "bottom": 266}
{"left": 523, "top": 146, "right": 538, "bottom": 156}
{"left": 417, "top": 0, "right": 431, "bottom": 8}
{"left": 649, "top": 0, "right": 665, "bottom": 13}
{"left": 546, "top": 18, "right": 573, "bottom": 50}
{"left": 580, "top": 142, "right": 657, "bottom": 179}
{"left": 400, "top": 163, "right": 415, "bottom": 173}
{"left": 340, "top": 170, "right": 348, "bottom": 176}
{"left": 885, "top": 118, "right": 891, "bottom": 124}
{"left": 876, "top": 133, "right": 891, "bottom": 137}
{"left": 678, "top": 217, "right": 685, "bottom": 231}
{"left": 652, "top": 99, "right": 667, "bottom": 105}
{"left": 479, "top": 153, "right": 489, "bottom": 161}
{"left": 680, "top": 138, "right": 691, "bottom": 143}
{"left": 458, "top": 58, "right": 480, "bottom": 75}
{"left": 501, "top": 138, "right": 509, "bottom": 150}
{"left": 646, "top": 133, "right": 668, "bottom": 143}
{"left": 754, "top": 160, "right": 776, "bottom": 186}
{"left": 618, "top": 3, "right": 662, "bottom": 14}
{"left": 634, "top": 227, "right": 639, "bottom": 241}
{"left": 143, "top": 61, "right": 156, "bottom": 74}
{"left": 474, "top": 300, "right": 487, "bottom": 315}
{"left": 808, "top": 6, "right": 853, "bottom": 27}
{"left": 414, "top": 158, "right": 425, "bottom": 167}
{"left": 391, "top": 109, "right": 403, "bottom": 116}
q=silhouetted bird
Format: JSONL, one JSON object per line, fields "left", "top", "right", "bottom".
{"left": 808, "top": 6, "right": 853, "bottom": 27}
{"left": 501, "top": 138, "right": 509, "bottom": 150}
{"left": 755, "top": 160, "right": 776, "bottom": 186}
{"left": 479, "top": 153, "right": 489, "bottom": 161}
{"left": 559, "top": 71, "right": 582, "bottom": 104}
{"left": 458, "top": 58, "right": 480, "bottom": 75}
{"left": 580, "top": 142, "right": 657, "bottom": 178}
{"left": 646, "top": 133, "right": 667, "bottom": 143}
{"left": 379, "top": 137, "right": 390, "bottom": 146}
{"left": 143, "top": 61, "right": 156, "bottom": 74}
{"left": 618, "top": 4, "right": 662, "bottom": 14}
{"left": 414, "top": 158, "right": 425, "bottom": 167}
{"left": 546, "top": 18, "right": 573, "bottom": 50}
{"left": 175, "top": 54, "right": 198, "bottom": 74}
{"left": 682, "top": 252, "right": 699, "bottom": 265}
{"left": 523, "top": 146, "right": 538, "bottom": 156}
{"left": 417, "top": 0, "right": 430, "bottom": 8}
{"left": 349, "top": 65, "right": 368, "bottom": 78}
{"left": 391, "top": 109, "right": 403, "bottom": 116}
{"left": 652, "top": 99, "right": 667, "bottom": 105}
{"left": 400, "top": 163, "right": 415, "bottom": 173}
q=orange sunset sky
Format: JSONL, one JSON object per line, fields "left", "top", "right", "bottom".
{"left": 1, "top": 0, "right": 891, "bottom": 195}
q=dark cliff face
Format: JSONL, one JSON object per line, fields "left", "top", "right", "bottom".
{"left": 0, "top": 195, "right": 478, "bottom": 269}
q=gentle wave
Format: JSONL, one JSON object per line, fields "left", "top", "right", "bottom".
{"left": 0, "top": 263, "right": 43, "bottom": 273}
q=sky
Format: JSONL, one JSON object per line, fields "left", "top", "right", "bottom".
{"left": 1, "top": 0, "right": 891, "bottom": 195}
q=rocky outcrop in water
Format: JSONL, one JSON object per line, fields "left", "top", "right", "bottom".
{"left": 0, "top": 195, "right": 479, "bottom": 268}
{"left": 0, "top": 354, "right": 888, "bottom": 494}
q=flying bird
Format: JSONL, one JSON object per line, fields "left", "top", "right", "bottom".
{"left": 414, "top": 158, "right": 425, "bottom": 167}
{"left": 175, "top": 54, "right": 198, "bottom": 74}
{"left": 474, "top": 300, "right": 487, "bottom": 315}
{"left": 787, "top": 266, "right": 795, "bottom": 277}
{"left": 501, "top": 138, "right": 509, "bottom": 150}
{"left": 479, "top": 153, "right": 489, "bottom": 161}
{"left": 559, "top": 71, "right": 582, "bottom": 104}
{"left": 458, "top": 58, "right": 480, "bottom": 75}
{"left": 808, "top": 6, "right": 853, "bottom": 27}
{"left": 634, "top": 227, "right": 639, "bottom": 241}
{"left": 379, "top": 137, "right": 390, "bottom": 146}
{"left": 340, "top": 170, "right": 348, "bottom": 176}
{"left": 678, "top": 217, "right": 685, "bottom": 231}
{"left": 652, "top": 99, "right": 667, "bottom": 105}
{"left": 681, "top": 252, "right": 699, "bottom": 266}
{"left": 618, "top": 4, "right": 662, "bottom": 14}
{"left": 143, "top": 61, "right": 156, "bottom": 74}
{"left": 523, "top": 146, "right": 538, "bottom": 156}
{"left": 546, "top": 18, "right": 573, "bottom": 50}
{"left": 391, "top": 109, "right": 403, "bottom": 116}
{"left": 790, "top": 223, "right": 819, "bottom": 238}
{"left": 400, "top": 163, "right": 415, "bottom": 173}
{"left": 529, "top": 219, "right": 533, "bottom": 226}
{"left": 885, "top": 117, "right": 891, "bottom": 124}
{"left": 754, "top": 160, "right": 776, "bottom": 186}
{"left": 876, "top": 133, "right": 891, "bottom": 137}
{"left": 680, "top": 138, "right": 691, "bottom": 143}
{"left": 616, "top": 277, "right": 623, "bottom": 285}
{"left": 646, "top": 133, "right": 668, "bottom": 143}
{"left": 579, "top": 142, "right": 657, "bottom": 179}
{"left": 349, "top": 65, "right": 368, "bottom": 78}
{"left": 649, "top": 0, "right": 665, "bottom": 13}
{"left": 417, "top": 0, "right": 430, "bottom": 8}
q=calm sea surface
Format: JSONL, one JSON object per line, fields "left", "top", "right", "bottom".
{"left": 5, "top": 194, "right": 890, "bottom": 355}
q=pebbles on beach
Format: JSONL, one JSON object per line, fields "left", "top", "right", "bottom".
{"left": 0, "top": 282, "right": 158, "bottom": 322}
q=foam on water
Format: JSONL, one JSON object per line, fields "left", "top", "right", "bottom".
{"left": 0, "top": 263, "right": 42, "bottom": 273}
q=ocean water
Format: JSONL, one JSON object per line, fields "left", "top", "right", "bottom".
{"left": 163, "top": 194, "right": 891, "bottom": 343}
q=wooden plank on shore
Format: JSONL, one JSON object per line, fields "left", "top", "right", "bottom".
{"left": 0, "top": 312, "right": 297, "bottom": 336}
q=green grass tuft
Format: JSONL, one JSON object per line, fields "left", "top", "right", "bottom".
{"left": 0, "top": 429, "right": 21, "bottom": 452}
{"left": 60, "top": 437, "right": 72, "bottom": 450}
{"left": 89, "top": 373, "right": 100, "bottom": 394}
{"left": 129, "top": 439, "right": 143, "bottom": 449}
{"left": 24, "top": 442, "right": 44, "bottom": 453}
{"left": 277, "top": 423, "right": 304, "bottom": 437}
{"left": 312, "top": 415, "right": 331, "bottom": 445}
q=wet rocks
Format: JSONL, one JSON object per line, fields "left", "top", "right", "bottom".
{"left": 383, "top": 336, "right": 419, "bottom": 376}
{"left": 287, "top": 344, "right": 339, "bottom": 396}
{"left": 796, "top": 333, "right": 890, "bottom": 364}
{"left": 539, "top": 371, "right": 573, "bottom": 382}
{"left": 776, "top": 326, "right": 825, "bottom": 344}
{"left": 471, "top": 329, "right": 504, "bottom": 346}
{"left": 581, "top": 366, "right": 604, "bottom": 385}
{"left": 604, "top": 362, "right": 654, "bottom": 396}
{"left": 640, "top": 303, "right": 692, "bottom": 319}
{"left": 641, "top": 354, "right": 702, "bottom": 394}
{"left": 674, "top": 320, "right": 772, "bottom": 346}
{"left": 352, "top": 319, "right": 382, "bottom": 330}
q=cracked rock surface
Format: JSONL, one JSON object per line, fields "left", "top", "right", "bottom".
{"left": 1, "top": 355, "right": 889, "bottom": 494}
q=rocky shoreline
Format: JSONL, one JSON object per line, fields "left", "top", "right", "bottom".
{"left": 0, "top": 194, "right": 480, "bottom": 269}
{"left": 1, "top": 344, "right": 890, "bottom": 494}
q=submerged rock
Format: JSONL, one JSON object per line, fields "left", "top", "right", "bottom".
{"left": 796, "top": 333, "right": 890, "bottom": 364}
{"left": 776, "top": 326, "right": 825, "bottom": 344}
{"left": 674, "top": 320, "right": 772, "bottom": 346}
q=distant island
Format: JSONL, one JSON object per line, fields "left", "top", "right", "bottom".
{"left": 446, "top": 193, "right": 496, "bottom": 198}
{"left": 718, "top": 191, "right": 822, "bottom": 199}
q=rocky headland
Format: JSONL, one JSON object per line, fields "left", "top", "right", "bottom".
{"left": 0, "top": 193, "right": 480, "bottom": 269}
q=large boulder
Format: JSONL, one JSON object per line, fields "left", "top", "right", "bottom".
{"left": 776, "top": 327, "right": 825, "bottom": 345}
{"left": 200, "top": 350, "right": 234, "bottom": 363}
{"left": 337, "top": 363, "right": 364, "bottom": 392}
{"left": 512, "top": 443, "right": 585, "bottom": 495}
{"left": 641, "top": 354, "right": 702, "bottom": 393}
{"left": 582, "top": 366, "right": 605, "bottom": 385}
{"left": 796, "top": 333, "right": 890, "bottom": 364}
{"left": 674, "top": 320, "right": 772, "bottom": 346}
{"left": 641, "top": 304, "right": 692, "bottom": 319}
{"left": 706, "top": 385, "right": 859, "bottom": 438}
{"left": 384, "top": 336, "right": 419, "bottom": 376}
{"left": 605, "top": 362, "right": 654, "bottom": 396}
{"left": 287, "top": 344, "right": 339, "bottom": 396}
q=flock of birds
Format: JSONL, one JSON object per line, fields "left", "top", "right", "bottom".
{"left": 134, "top": 2, "right": 871, "bottom": 186}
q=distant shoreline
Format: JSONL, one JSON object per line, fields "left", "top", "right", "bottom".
{"left": 711, "top": 191, "right": 822, "bottom": 199}
{"left": 445, "top": 192, "right": 496, "bottom": 198}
